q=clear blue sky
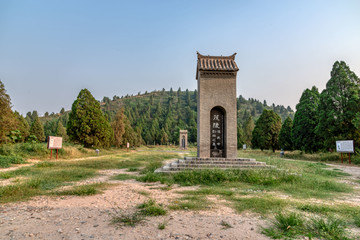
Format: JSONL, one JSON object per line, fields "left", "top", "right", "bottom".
{"left": 1, "top": 0, "right": 359, "bottom": 115}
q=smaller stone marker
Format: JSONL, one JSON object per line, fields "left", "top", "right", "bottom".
{"left": 95, "top": 149, "right": 100, "bottom": 155}
{"left": 127, "top": 142, "right": 130, "bottom": 151}
{"left": 179, "top": 130, "right": 188, "bottom": 149}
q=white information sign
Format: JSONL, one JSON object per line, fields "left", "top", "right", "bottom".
{"left": 336, "top": 140, "right": 354, "bottom": 153}
{"left": 47, "top": 136, "right": 63, "bottom": 150}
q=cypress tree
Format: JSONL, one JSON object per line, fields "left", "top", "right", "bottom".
{"left": 14, "top": 111, "right": 30, "bottom": 142}
{"left": 112, "top": 108, "right": 126, "bottom": 148}
{"left": 56, "top": 121, "right": 68, "bottom": 142}
{"left": 291, "top": 86, "right": 320, "bottom": 152}
{"left": 0, "top": 80, "right": 16, "bottom": 144}
{"left": 316, "top": 61, "right": 360, "bottom": 149}
{"left": 67, "top": 88, "right": 113, "bottom": 148}
{"left": 243, "top": 116, "right": 254, "bottom": 147}
{"left": 160, "top": 128, "right": 169, "bottom": 145}
{"left": 30, "top": 116, "right": 45, "bottom": 142}
{"left": 251, "top": 109, "right": 282, "bottom": 152}
{"left": 279, "top": 117, "right": 293, "bottom": 150}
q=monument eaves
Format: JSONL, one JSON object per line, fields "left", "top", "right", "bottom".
{"left": 196, "top": 52, "right": 239, "bottom": 80}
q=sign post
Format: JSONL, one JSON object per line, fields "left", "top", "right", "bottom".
{"left": 47, "top": 136, "right": 63, "bottom": 160}
{"left": 336, "top": 140, "right": 354, "bottom": 164}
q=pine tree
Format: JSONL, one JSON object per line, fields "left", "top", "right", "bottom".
{"left": 279, "top": 117, "right": 293, "bottom": 150}
{"left": 251, "top": 109, "right": 282, "bottom": 152}
{"left": 316, "top": 61, "right": 360, "bottom": 149}
{"left": 291, "top": 86, "right": 320, "bottom": 152}
{"left": 160, "top": 128, "right": 169, "bottom": 145}
{"left": 237, "top": 124, "right": 245, "bottom": 149}
{"left": 30, "top": 116, "right": 45, "bottom": 142}
{"left": 14, "top": 111, "right": 30, "bottom": 142}
{"left": 0, "top": 80, "right": 16, "bottom": 144}
{"left": 111, "top": 108, "right": 126, "bottom": 148}
{"left": 243, "top": 116, "right": 254, "bottom": 147}
{"left": 56, "top": 121, "right": 68, "bottom": 141}
{"left": 67, "top": 88, "right": 113, "bottom": 147}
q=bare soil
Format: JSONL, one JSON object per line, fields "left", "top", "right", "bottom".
{"left": 0, "top": 174, "right": 269, "bottom": 240}
{"left": 2, "top": 157, "right": 360, "bottom": 240}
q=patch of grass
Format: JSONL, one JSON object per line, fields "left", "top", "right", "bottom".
{"left": 158, "top": 221, "right": 167, "bottom": 230}
{"left": 297, "top": 204, "right": 333, "bottom": 215}
{"left": 111, "top": 199, "right": 167, "bottom": 227}
{"left": 220, "top": 220, "right": 233, "bottom": 229}
{"left": 263, "top": 213, "right": 350, "bottom": 240}
{"left": 262, "top": 212, "right": 304, "bottom": 239}
{"left": 111, "top": 174, "right": 136, "bottom": 181}
{"left": 0, "top": 166, "right": 96, "bottom": 203}
{"left": 136, "top": 172, "right": 170, "bottom": 184}
{"left": 232, "top": 196, "right": 288, "bottom": 215}
{"left": 52, "top": 183, "right": 109, "bottom": 196}
{"left": 0, "top": 172, "right": 11, "bottom": 179}
{"left": 171, "top": 169, "right": 298, "bottom": 186}
{"left": 158, "top": 186, "right": 172, "bottom": 191}
{"left": 0, "top": 154, "right": 25, "bottom": 168}
{"left": 168, "top": 195, "right": 209, "bottom": 211}
{"left": 127, "top": 167, "right": 139, "bottom": 172}
{"left": 111, "top": 211, "right": 144, "bottom": 227}
{"left": 181, "top": 187, "right": 234, "bottom": 197}
{"left": 0, "top": 183, "right": 41, "bottom": 203}
{"left": 137, "top": 199, "right": 167, "bottom": 216}
{"left": 140, "top": 161, "right": 163, "bottom": 174}
{"left": 309, "top": 217, "right": 349, "bottom": 240}
{"left": 353, "top": 215, "right": 360, "bottom": 227}
{"left": 137, "top": 190, "right": 150, "bottom": 196}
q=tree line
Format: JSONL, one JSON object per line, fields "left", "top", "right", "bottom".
{"left": 249, "top": 61, "right": 360, "bottom": 153}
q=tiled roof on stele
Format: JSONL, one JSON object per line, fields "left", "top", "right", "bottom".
{"left": 196, "top": 52, "right": 239, "bottom": 79}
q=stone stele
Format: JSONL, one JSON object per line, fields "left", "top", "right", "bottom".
{"left": 196, "top": 52, "right": 238, "bottom": 158}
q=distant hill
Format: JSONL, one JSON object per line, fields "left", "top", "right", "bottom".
{"left": 40, "top": 88, "right": 294, "bottom": 144}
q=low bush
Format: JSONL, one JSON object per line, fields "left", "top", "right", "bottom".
{"left": 0, "top": 155, "right": 25, "bottom": 168}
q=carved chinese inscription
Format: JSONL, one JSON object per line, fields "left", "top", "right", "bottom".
{"left": 210, "top": 107, "right": 225, "bottom": 157}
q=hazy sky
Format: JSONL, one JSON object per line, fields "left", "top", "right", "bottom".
{"left": 1, "top": 0, "right": 359, "bottom": 115}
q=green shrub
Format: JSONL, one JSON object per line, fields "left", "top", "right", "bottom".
{"left": 0, "top": 155, "right": 25, "bottom": 168}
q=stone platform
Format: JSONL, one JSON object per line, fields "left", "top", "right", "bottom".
{"left": 155, "top": 157, "right": 272, "bottom": 173}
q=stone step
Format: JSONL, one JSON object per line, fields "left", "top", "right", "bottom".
{"left": 184, "top": 157, "right": 256, "bottom": 162}
{"left": 155, "top": 157, "right": 272, "bottom": 173}
{"left": 155, "top": 165, "right": 274, "bottom": 173}
{"left": 178, "top": 161, "right": 265, "bottom": 165}
{"left": 172, "top": 164, "right": 269, "bottom": 168}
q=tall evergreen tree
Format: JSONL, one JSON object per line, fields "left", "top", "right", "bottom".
{"left": 243, "top": 116, "right": 254, "bottom": 147}
{"left": 237, "top": 124, "right": 245, "bottom": 149}
{"left": 160, "top": 128, "right": 169, "bottom": 145}
{"left": 14, "top": 111, "right": 30, "bottom": 142}
{"left": 67, "top": 89, "right": 113, "bottom": 147}
{"left": 251, "top": 109, "right": 282, "bottom": 152}
{"left": 111, "top": 108, "right": 126, "bottom": 148}
{"left": 56, "top": 121, "right": 68, "bottom": 141}
{"left": 30, "top": 116, "right": 45, "bottom": 142}
{"left": 279, "top": 117, "right": 293, "bottom": 150}
{"left": 292, "top": 86, "right": 320, "bottom": 152}
{"left": 316, "top": 61, "right": 360, "bottom": 149}
{"left": 0, "top": 80, "right": 16, "bottom": 144}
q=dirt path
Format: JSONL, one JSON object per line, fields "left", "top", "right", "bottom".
{"left": 2, "top": 155, "right": 359, "bottom": 239}
{"left": 0, "top": 176, "right": 269, "bottom": 240}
